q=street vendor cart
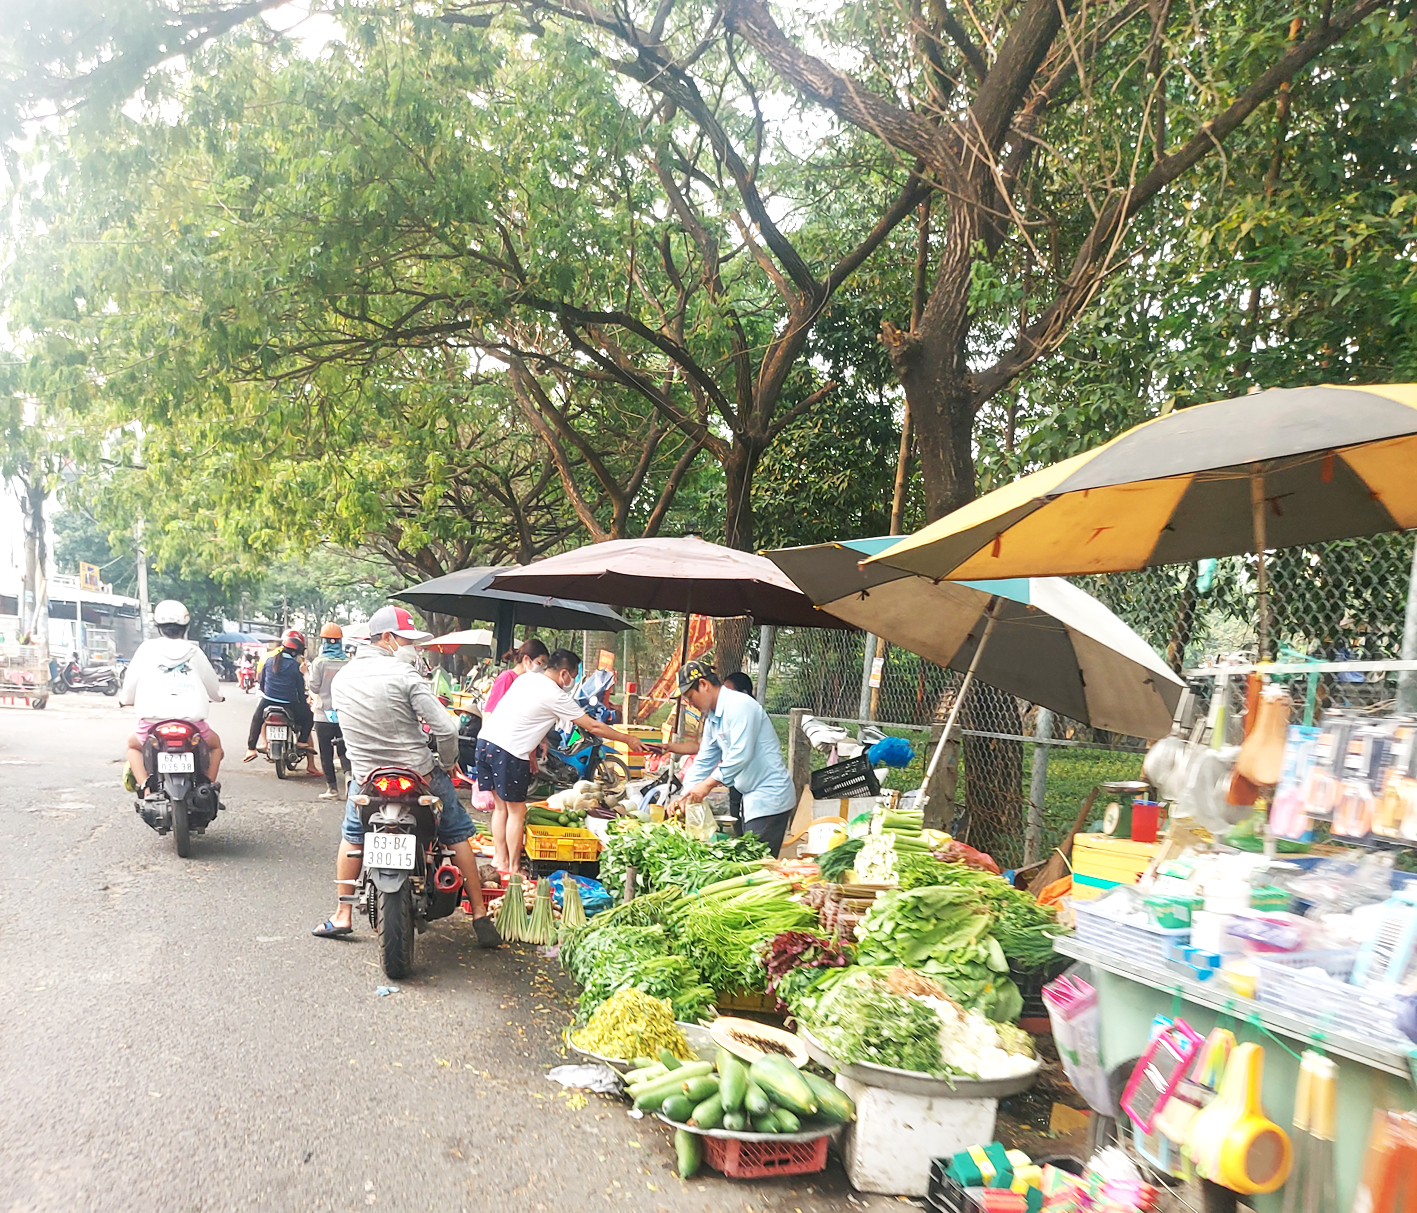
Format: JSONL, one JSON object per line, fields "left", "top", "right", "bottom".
{"left": 0, "top": 643, "right": 49, "bottom": 709}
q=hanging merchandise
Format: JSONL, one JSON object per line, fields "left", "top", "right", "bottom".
{"left": 1120, "top": 1019, "right": 1203, "bottom": 1134}
{"left": 1042, "top": 974, "right": 1114, "bottom": 1115}
{"left": 1352, "top": 1110, "right": 1417, "bottom": 1213}
{"left": 1282, "top": 1051, "right": 1338, "bottom": 1213}
{"left": 1184, "top": 1042, "right": 1291, "bottom": 1195}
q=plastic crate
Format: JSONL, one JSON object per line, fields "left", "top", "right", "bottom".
{"left": 810, "top": 755, "right": 881, "bottom": 800}
{"left": 714, "top": 988, "right": 779, "bottom": 1014}
{"left": 927, "top": 1165, "right": 986, "bottom": 1213}
{"left": 1251, "top": 949, "right": 1409, "bottom": 1046}
{"left": 703, "top": 1132, "right": 829, "bottom": 1178}
{"left": 523, "top": 824, "right": 601, "bottom": 862}
{"left": 1071, "top": 898, "right": 1190, "bottom": 968}
{"left": 528, "top": 857, "right": 600, "bottom": 879}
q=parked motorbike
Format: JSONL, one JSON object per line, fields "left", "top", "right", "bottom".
{"left": 259, "top": 703, "right": 305, "bottom": 779}
{"left": 238, "top": 665, "right": 256, "bottom": 693}
{"left": 135, "top": 719, "right": 223, "bottom": 857}
{"left": 529, "top": 669, "right": 628, "bottom": 796}
{"left": 50, "top": 656, "right": 120, "bottom": 696}
{"left": 345, "top": 766, "right": 462, "bottom": 979}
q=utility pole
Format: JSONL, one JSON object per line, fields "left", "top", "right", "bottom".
{"left": 134, "top": 519, "right": 152, "bottom": 638}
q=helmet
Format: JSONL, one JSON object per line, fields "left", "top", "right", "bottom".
{"left": 282, "top": 628, "right": 306, "bottom": 652}
{"left": 153, "top": 600, "right": 190, "bottom": 627}
{"left": 319, "top": 623, "right": 343, "bottom": 640}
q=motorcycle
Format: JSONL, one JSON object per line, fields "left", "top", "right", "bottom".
{"left": 529, "top": 668, "right": 628, "bottom": 796}
{"left": 238, "top": 665, "right": 257, "bottom": 693}
{"left": 345, "top": 766, "right": 462, "bottom": 979}
{"left": 134, "top": 719, "right": 223, "bottom": 857}
{"left": 51, "top": 656, "right": 120, "bottom": 696}
{"left": 259, "top": 703, "right": 306, "bottom": 779}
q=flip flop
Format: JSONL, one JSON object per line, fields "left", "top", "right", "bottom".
{"left": 242, "top": 752, "right": 259, "bottom": 763}
{"left": 311, "top": 920, "right": 353, "bottom": 939}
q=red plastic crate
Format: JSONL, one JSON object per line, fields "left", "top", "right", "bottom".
{"left": 703, "top": 1133, "right": 829, "bottom": 1178}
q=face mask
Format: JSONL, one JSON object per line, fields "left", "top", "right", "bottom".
{"left": 393, "top": 644, "right": 420, "bottom": 666}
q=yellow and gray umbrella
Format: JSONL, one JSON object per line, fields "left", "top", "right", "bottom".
{"left": 868, "top": 384, "right": 1417, "bottom": 653}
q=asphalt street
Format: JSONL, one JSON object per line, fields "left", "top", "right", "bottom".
{"left": 0, "top": 689, "right": 896, "bottom": 1213}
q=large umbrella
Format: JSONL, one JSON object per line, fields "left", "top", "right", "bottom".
{"left": 866, "top": 384, "right": 1417, "bottom": 655}
{"left": 487, "top": 536, "right": 851, "bottom": 628}
{"left": 767, "top": 537, "right": 1183, "bottom": 739}
{"left": 417, "top": 628, "right": 494, "bottom": 654}
{"left": 206, "top": 630, "right": 278, "bottom": 644}
{"left": 395, "top": 566, "right": 632, "bottom": 657}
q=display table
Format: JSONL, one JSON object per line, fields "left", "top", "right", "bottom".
{"left": 1054, "top": 935, "right": 1416, "bottom": 1210}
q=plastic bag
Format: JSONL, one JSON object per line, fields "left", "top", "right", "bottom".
{"left": 1043, "top": 970, "right": 1115, "bottom": 1115}
{"left": 547, "top": 870, "right": 613, "bottom": 917}
{"left": 683, "top": 800, "right": 715, "bottom": 842}
{"left": 1286, "top": 851, "right": 1394, "bottom": 914}
{"left": 867, "top": 735, "right": 915, "bottom": 768}
{"left": 468, "top": 781, "right": 495, "bottom": 813}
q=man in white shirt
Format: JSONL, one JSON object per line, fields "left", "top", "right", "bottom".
{"left": 477, "top": 648, "right": 647, "bottom": 874}
{"left": 119, "top": 600, "right": 225, "bottom": 791}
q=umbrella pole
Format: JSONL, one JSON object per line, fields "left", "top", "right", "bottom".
{"left": 1251, "top": 467, "right": 1270, "bottom": 661}
{"left": 916, "top": 597, "right": 1001, "bottom": 817}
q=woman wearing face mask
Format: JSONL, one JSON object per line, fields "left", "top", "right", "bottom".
{"left": 482, "top": 638, "right": 549, "bottom": 716}
{"left": 307, "top": 623, "right": 352, "bottom": 800}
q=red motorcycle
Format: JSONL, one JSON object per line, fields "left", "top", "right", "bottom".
{"left": 238, "top": 664, "right": 256, "bottom": 693}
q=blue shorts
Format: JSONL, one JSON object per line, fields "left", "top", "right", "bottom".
{"left": 341, "top": 766, "right": 476, "bottom": 847}
{"left": 475, "top": 738, "right": 532, "bottom": 803}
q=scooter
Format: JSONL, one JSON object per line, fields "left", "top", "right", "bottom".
{"left": 134, "top": 719, "right": 223, "bottom": 857}
{"left": 238, "top": 664, "right": 257, "bottom": 693}
{"left": 51, "top": 655, "right": 120, "bottom": 696}
{"left": 345, "top": 766, "right": 462, "bottom": 979}
{"left": 259, "top": 703, "right": 306, "bottom": 779}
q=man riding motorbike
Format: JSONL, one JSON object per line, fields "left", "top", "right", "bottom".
{"left": 311, "top": 605, "right": 501, "bottom": 947}
{"left": 243, "top": 628, "right": 319, "bottom": 774}
{"left": 118, "top": 600, "right": 225, "bottom": 793}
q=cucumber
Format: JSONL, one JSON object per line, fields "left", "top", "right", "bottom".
{"left": 688, "top": 1093, "right": 723, "bottom": 1129}
{"left": 674, "top": 1129, "right": 702, "bottom": 1179}
{"left": 680, "top": 1075, "right": 720, "bottom": 1103}
{"left": 661, "top": 1094, "right": 695, "bottom": 1123}
{"left": 558, "top": 814, "right": 570, "bottom": 826}
{"left": 630, "top": 1061, "right": 714, "bottom": 1108}
{"left": 630, "top": 1056, "right": 656, "bottom": 1070}
{"left": 801, "top": 1070, "right": 856, "bottom": 1123}
{"left": 721, "top": 1110, "right": 748, "bottom": 1132}
{"left": 773, "top": 1107, "right": 801, "bottom": 1132}
{"left": 658, "top": 1049, "right": 682, "bottom": 1070}
{"left": 748, "top": 1055, "right": 817, "bottom": 1117}
{"left": 744, "top": 1080, "right": 771, "bottom": 1117}
{"left": 752, "top": 1110, "right": 781, "bottom": 1133}
{"left": 717, "top": 1049, "right": 748, "bottom": 1114}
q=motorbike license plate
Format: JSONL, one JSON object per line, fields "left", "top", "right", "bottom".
{"left": 266, "top": 726, "right": 289, "bottom": 740}
{"left": 157, "top": 752, "right": 195, "bottom": 773}
{"left": 364, "top": 833, "right": 417, "bottom": 871}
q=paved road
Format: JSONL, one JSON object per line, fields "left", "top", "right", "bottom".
{"left": 0, "top": 690, "right": 892, "bottom": 1212}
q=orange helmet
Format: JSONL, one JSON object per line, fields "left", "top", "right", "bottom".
{"left": 319, "top": 623, "right": 343, "bottom": 640}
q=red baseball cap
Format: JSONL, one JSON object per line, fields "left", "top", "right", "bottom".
{"left": 366, "top": 605, "right": 432, "bottom": 641}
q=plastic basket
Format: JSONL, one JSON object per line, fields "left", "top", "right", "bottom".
{"left": 523, "top": 824, "right": 601, "bottom": 862}
{"left": 927, "top": 1165, "right": 987, "bottom": 1213}
{"left": 1010, "top": 957, "right": 1072, "bottom": 1020}
{"left": 1072, "top": 898, "right": 1190, "bottom": 969}
{"left": 703, "top": 1132, "right": 829, "bottom": 1178}
{"left": 528, "top": 857, "right": 600, "bottom": 879}
{"left": 810, "top": 756, "right": 881, "bottom": 800}
{"left": 1251, "top": 950, "right": 1409, "bottom": 1046}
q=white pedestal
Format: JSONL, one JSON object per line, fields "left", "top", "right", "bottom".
{"left": 837, "top": 1074, "right": 999, "bottom": 1196}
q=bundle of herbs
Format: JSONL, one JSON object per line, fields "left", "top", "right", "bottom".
{"left": 854, "top": 886, "right": 1024, "bottom": 1022}
{"left": 762, "top": 930, "right": 853, "bottom": 1005}
{"left": 667, "top": 876, "right": 818, "bottom": 993}
{"left": 787, "top": 968, "right": 950, "bottom": 1077}
{"left": 599, "top": 821, "right": 770, "bottom": 899}
{"left": 816, "top": 839, "right": 864, "bottom": 883}
{"left": 562, "top": 924, "right": 714, "bottom": 1022}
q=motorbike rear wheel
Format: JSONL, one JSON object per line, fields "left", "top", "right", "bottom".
{"left": 103, "top": 680, "right": 119, "bottom": 696}
{"left": 273, "top": 742, "right": 287, "bottom": 779}
{"left": 595, "top": 754, "right": 630, "bottom": 793}
{"left": 172, "top": 798, "right": 191, "bottom": 858}
{"left": 50, "top": 678, "right": 68, "bottom": 695}
{"left": 377, "top": 884, "right": 415, "bottom": 979}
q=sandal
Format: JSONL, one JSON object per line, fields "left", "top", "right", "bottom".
{"left": 472, "top": 915, "right": 502, "bottom": 949}
{"left": 311, "top": 920, "right": 354, "bottom": 939}
{"left": 242, "top": 751, "right": 259, "bottom": 763}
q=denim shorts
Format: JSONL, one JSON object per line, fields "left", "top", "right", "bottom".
{"left": 475, "top": 738, "right": 532, "bottom": 803}
{"left": 341, "top": 766, "right": 476, "bottom": 847}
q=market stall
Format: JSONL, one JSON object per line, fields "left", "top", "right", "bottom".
{"left": 863, "top": 383, "right": 1417, "bottom": 1213}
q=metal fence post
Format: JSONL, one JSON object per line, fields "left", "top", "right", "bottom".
{"left": 1025, "top": 708, "right": 1053, "bottom": 865}
{"left": 1397, "top": 542, "right": 1417, "bottom": 713}
{"left": 787, "top": 707, "right": 811, "bottom": 801}
{"left": 857, "top": 633, "right": 877, "bottom": 720}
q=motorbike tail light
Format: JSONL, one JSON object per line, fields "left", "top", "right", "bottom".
{"left": 156, "top": 723, "right": 192, "bottom": 737}
{"left": 374, "top": 775, "right": 415, "bottom": 795}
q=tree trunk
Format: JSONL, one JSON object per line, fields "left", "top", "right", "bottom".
{"left": 722, "top": 440, "right": 763, "bottom": 551}
{"left": 18, "top": 469, "right": 50, "bottom": 657}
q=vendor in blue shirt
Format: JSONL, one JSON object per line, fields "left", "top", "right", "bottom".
{"left": 661, "top": 658, "right": 797, "bottom": 856}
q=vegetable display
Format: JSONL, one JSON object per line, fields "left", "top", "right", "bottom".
{"left": 762, "top": 931, "right": 853, "bottom": 999}
{"left": 599, "top": 821, "right": 770, "bottom": 898}
{"left": 569, "top": 988, "right": 692, "bottom": 1061}
{"left": 562, "top": 924, "right": 714, "bottom": 1022}
{"left": 853, "top": 886, "right": 1024, "bottom": 1022}
{"left": 666, "top": 877, "right": 818, "bottom": 993}
{"left": 816, "top": 839, "right": 863, "bottom": 883}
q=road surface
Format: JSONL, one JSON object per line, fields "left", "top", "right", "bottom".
{"left": 0, "top": 690, "right": 894, "bottom": 1212}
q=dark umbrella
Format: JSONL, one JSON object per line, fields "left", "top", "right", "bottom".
{"left": 486, "top": 536, "right": 851, "bottom": 628}
{"left": 395, "top": 566, "right": 632, "bottom": 657}
{"left": 206, "top": 631, "right": 277, "bottom": 644}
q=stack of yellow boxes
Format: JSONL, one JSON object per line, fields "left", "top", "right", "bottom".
{"left": 1070, "top": 832, "right": 1161, "bottom": 900}
{"left": 607, "top": 723, "right": 668, "bottom": 780}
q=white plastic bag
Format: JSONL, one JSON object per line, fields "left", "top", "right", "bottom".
{"left": 1043, "top": 970, "right": 1115, "bottom": 1115}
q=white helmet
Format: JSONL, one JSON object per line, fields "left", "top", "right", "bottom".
{"left": 153, "top": 599, "right": 190, "bottom": 626}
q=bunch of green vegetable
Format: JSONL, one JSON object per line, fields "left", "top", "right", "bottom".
{"left": 787, "top": 968, "right": 951, "bottom": 1076}
{"left": 599, "top": 821, "right": 770, "bottom": 899}
{"left": 631, "top": 1044, "right": 854, "bottom": 1157}
{"left": 560, "top": 924, "right": 715, "bottom": 1021}
{"left": 666, "top": 875, "right": 818, "bottom": 993}
{"left": 895, "top": 858, "right": 1062, "bottom": 969}
{"left": 817, "top": 838, "right": 864, "bottom": 883}
{"left": 854, "top": 887, "right": 1024, "bottom": 1021}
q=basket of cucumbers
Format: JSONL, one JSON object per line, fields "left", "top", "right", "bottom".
{"left": 628, "top": 1047, "right": 854, "bottom": 1178}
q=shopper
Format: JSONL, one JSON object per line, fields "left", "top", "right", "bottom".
{"left": 307, "top": 623, "right": 351, "bottom": 800}
{"left": 668, "top": 658, "right": 796, "bottom": 856}
{"left": 483, "top": 638, "right": 549, "bottom": 716}
{"left": 476, "top": 649, "right": 647, "bottom": 874}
